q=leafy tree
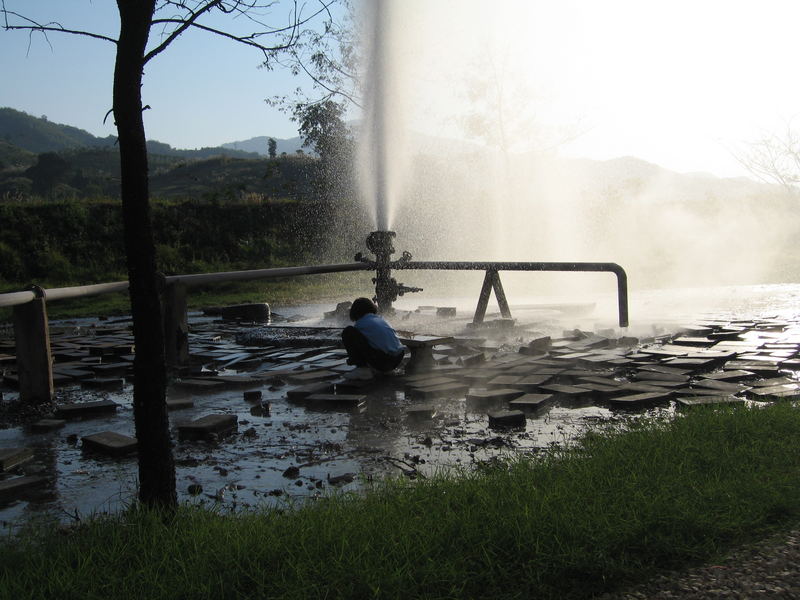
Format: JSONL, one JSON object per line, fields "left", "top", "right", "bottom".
{"left": 24, "top": 152, "right": 71, "bottom": 195}
{"left": 2, "top": 0, "right": 340, "bottom": 510}
{"left": 267, "top": 137, "right": 277, "bottom": 158}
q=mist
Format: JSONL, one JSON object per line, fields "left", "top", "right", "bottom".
{"left": 352, "top": 0, "right": 800, "bottom": 303}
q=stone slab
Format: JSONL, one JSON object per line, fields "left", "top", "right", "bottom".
{"left": 608, "top": 392, "right": 672, "bottom": 408}
{"left": 409, "top": 382, "right": 469, "bottom": 399}
{"left": 174, "top": 378, "right": 227, "bottom": 391}
{"left": 285, "top": 370, "right": 339, "bottom": 384}
{"left": 676, "top": 396, "right": 745, "bottom": 408}
{"left": 405, "top": 376, "right": 459, "bottom": 389}
{"left": 487, "top": 375, "right": 522, "bottom": 387}
{"left": 81, "top": 378, "right": 124, "bottom": 391}
{"left": 701, "top": 370, "right": 756, "bottom": 382}
{"left": 286, "top": 382, "right": 334, "bottom": 402}
{"left": 0, "top": 476, "right": 47, "bottom": 500}
{"left": 466, "top": 388, "right": 525, "bottom": 403}
{"left": 538, "top": 384, "right": 594, "bottom": 399}
{"left": 178, "top": 414, "right": 238, "bottom": 441}
{"left": 514, "top": 374, "right": 554, "bottom": 390}
{"left": 30, "top": 419, "right": 67, "bottom": 432}
{"left": 406, "top": 405, "right": 438, "bottom": 419}
{"left": 488, "top": 409, "right": 526, "bottom": 429}
{"left": 82, "top": 431, "right": 138, "bottom": 456}
{"left": 306, "top": 394, "right": 366, "bottom": 410}
{"left": 0, "top": 448, "right": 33, "bottom": 472}
{"left": 693, "top": 380, "right": 750, "bottom": 394}
{"left": 166, "top": 398, "right": 194, "bottom": 410}
{"left": 508, "top": 393, "right": 554, "bottom": 411}
{"left": 398, "top": 335, "right": 455, "bottom": 348}
{"left": 746, "top": 385, "right": 800, "bottom": 400}
{"left": 633, "top": 371, "right": 690, "bottom": 384}
{"left": 55, "top": 400, "right": 119, "bottom": 419}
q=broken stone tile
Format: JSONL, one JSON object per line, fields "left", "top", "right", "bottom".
{"left": 608, "top": 391, "right": 672, "bottom": 408}
{"left": 746, "top": 386, "right": 800, "bottom": 400}
{"left": 633, "top": 371, "right": 690, "bottom": 384}
{"left": 637, "top": 364, "right": 692, "bottom": 376}
{"left": 694, "top": 380, "right": 751, "bottom": 394}
{"left": 466, "top": 388, "right": 526, "bottom": 404}
{"left": 178, "top": 414, "right": 238, "bottom": 441}
{"left": 55, "top": 400, "right": 119, "bottom": 419}
{"left": 408, "top": 382, "right": 469, "bottom": 399}
{"left": 701, "top": 370, "right": 756, "bottom": 382}
{"left": 509, "top": 393, "right": 554, "bottom": 411}
{"left": 91, "top": 363, "right": 131, "bottom": 377}
{"left": 286, "top": 382, "right": 335, "bottom": 402}
{"left": 406, "top": 405, "right": 437, "bottom": 419}
{"left": 286, "top": 370, "right": 339, "bottom": 384}
{"left": 538, "top": 384, "right": 594, "bottom": 400}
{"left": 405, "top": 376, "right": 459, "bottom": 389}
{"left": 81, "top": 378, "right": 125, "bottom": 391}
{"left": 0, "top": 448, "right": 33, "bottom": 472}
{"left": 487, "top": 409, "right": 526, "bottom": 429}
{"left": 174, "top": 378, "right": 227, "bottom": 391}
{"left": 752, "top": 377, "right": 798, "bottom": 388}
{"left": 306, "top": 394, "right": 367, "bottom": 411}
{"left": 513, "top": 374, "right": 554, "bottom": 391}
{"left": 662, "top": 357, "right": 720, "bottom": 372}
{"left": 574, "top": 382, "right": 624, "bottom": 396}
{"left": 0, "top": 476, "right": 47, "bottom": 500}
{"left": 81, "top": 431, "right": 138, "bottom": 456}
{"left": 457, "top": 353, "right": 486, "bottom": 367}
{"left": 30, "top": 419, "right": 67, "bottom": 432}
{"left": 166, "top": 398, "right": 194, "bottom": 410}
{"left": 676, "top": 396, "right": 745, "bottom": 408}
{"left": 672, "top": 337, "right": 715, "bottom": 347}
{"left": 487, "top": 374, "right": 522, "bottom": 387}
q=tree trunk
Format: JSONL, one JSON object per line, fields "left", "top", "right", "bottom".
{"left": 114, "top": 0, "right": 177, "bottom": 509}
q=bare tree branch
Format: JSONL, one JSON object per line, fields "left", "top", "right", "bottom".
{"left": 1, "top": 6, "right": 117, "bottom": 45}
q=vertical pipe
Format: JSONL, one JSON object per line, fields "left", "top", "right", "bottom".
{"left": 13, "top": 287, "right": 53, "bottom": 404}
{"left": 163, "top": 281, "right": 189, "bottom": 369}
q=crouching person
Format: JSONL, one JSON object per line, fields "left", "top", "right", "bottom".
{"left": 342, "top": 297, "right": 405, "bottom": 379}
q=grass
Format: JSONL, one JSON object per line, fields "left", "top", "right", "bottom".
{"left": 2, "top": 402, "right": 800, "bottom": 599}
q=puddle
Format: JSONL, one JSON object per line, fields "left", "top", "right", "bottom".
{"left": 1, "top": 287, "right": 799, "bottom": 529}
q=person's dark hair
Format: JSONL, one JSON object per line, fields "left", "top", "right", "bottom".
{"left": 350, "top": 297, "right": 378, "bottom": 321}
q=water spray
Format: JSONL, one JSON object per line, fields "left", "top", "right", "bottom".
{"left": 355, "top": 230, "right": 422, "bottom": 313}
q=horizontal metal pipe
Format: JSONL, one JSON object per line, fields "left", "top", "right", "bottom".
{"left": 45, "top": 281, "right": 130, "bottom": 302}
{"left": 0, "top": 263, "right": 372, "bottom": 308}
{"left": 0, "top": 290, "right": 37, "bottom": 308}
{"left": 166, "top": 263, "right": 371, "bottom": 287}
{"left": 389, "top": 261, "right": 629, "bottom": 328}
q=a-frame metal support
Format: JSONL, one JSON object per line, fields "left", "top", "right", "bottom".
{"left": 472, "top": 269, "right": 512, "bottom": 324}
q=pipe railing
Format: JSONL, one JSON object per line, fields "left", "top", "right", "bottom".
{"left": 395, "top": 261, "right": 629, "bottom": 328}
{"left": 1, "top": 258, "right": 629, "bottom": 405}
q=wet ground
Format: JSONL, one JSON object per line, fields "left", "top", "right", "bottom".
{"left": 1, "top": 286, "right": 799, "bottom": 529}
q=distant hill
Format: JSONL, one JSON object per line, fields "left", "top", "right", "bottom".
{"left": 0, "top": 107, "right": 115, "bottom": 153}
{"left": 0, "top": 107, "right": 260, "bottom": 159}
{"left": 221, "top": 135, "right": 308, "bottom": 156}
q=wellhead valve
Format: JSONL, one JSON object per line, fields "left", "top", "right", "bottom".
{"left": 355, "top": 230, "right": 422, "bottom": 313}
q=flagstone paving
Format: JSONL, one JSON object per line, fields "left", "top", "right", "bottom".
{"left": 1, "top": 309, "right": 800, "bottom": 525}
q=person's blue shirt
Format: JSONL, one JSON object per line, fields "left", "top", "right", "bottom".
{"left": 354, "top": 313, "right": 404, "bottom": 356}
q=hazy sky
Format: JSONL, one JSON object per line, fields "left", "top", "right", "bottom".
{"left": 3, "top": 0, "right": 800, "bottom": 179}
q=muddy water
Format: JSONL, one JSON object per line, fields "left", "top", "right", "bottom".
{"left": 1, "top": 285, "right": 798, "bottom": 529}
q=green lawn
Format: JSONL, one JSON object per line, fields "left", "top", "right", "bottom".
{"left": 2, "top": 403, "right": 799, "bottom": 599}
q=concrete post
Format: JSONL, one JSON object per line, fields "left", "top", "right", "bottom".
{"left": 13, "top": 286, "right": 53, "bottom": 404}
{"left": 163, "top": 281, "right": 189, "bottom": 369}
